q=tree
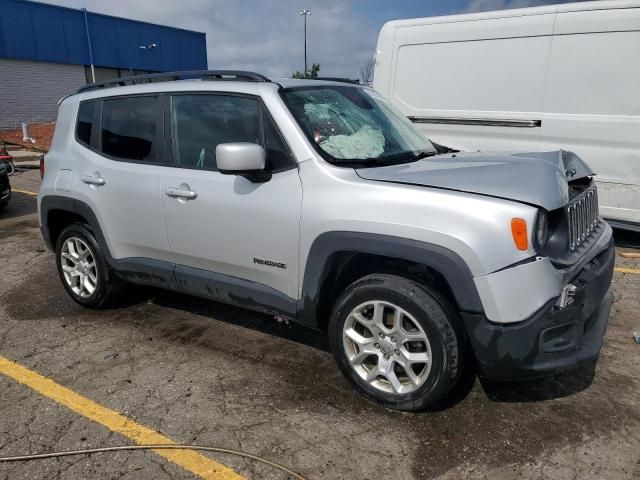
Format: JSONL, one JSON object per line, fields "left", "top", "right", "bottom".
{"left": 360, "top": 56, "right": 375, "bottom": 84}
{"left": 292, "top": 63, "right": 321, "bottom": 79}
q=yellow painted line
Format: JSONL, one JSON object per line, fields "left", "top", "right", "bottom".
{"left": 11, "top": 189, "right": 38, "bottom": 197}
{"left": 0, "top": 355, "right": 244, "bottom": 480}
{"left": 615, "top": 267, "right": 640, "bottom": 275}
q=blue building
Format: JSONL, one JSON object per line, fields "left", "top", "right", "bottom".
{"left": 0, "top": 0, "right": 208, "bottom": 129}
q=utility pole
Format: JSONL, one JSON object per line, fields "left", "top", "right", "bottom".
{"left": 299, "top": 9, "right": 311, "bottom": 77}
{"left": 82, "top": 8, "right": 96, "bottom": 83}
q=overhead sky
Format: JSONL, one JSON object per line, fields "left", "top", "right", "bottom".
{"left": 39, "top": 0, "right": 593, "bottom": 79}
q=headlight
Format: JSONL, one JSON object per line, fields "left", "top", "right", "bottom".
{"left": 536, "top": 210, "right": 549, "bottom": 248}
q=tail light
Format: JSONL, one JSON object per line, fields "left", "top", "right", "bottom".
{"left": 40, "top": 156, "right": 45, "bottom": 179}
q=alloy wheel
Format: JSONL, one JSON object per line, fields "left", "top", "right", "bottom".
{"left": 342, "top": 300, "right": 432, "bottom": 395}
{"left": 60, "top": 236, "right": 98, "bottom": 298}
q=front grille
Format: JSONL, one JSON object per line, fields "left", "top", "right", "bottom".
{"left": 567, "top": 186, "right": 599, "bottom": 251}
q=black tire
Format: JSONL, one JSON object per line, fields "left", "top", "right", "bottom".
{"left": 0, "top": 191, "right": 9, "bottom": 212}
{"left": 55, "top": 223, "right": 125, "bottom": 308}
{"left": 328, "top": 274, "right": 466, "bottom": 411}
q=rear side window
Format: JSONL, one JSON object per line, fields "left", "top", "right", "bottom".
{"left": 76, "top": 101, "right": 95, "bottom": 147}
{"left": 101, "top": 96, "right": 159, "bottom": 162}
{"left": 171, "top": 94, "right": 259, "bottom": 170}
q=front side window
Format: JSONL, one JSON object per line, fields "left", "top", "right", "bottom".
{"left": 261, "top": 110, "right": 294, "bottom": 172}
{"left": 76, "top": 101, "right": 95, "bottom": 147}
{"left": 171, "top": 94, "right": 260, "bottom": 170}
{"left": 101, "top": 96, "right": 158, "bottom": 162}
{"left": 282, "top": 86, "right": 435, "bottom": 167}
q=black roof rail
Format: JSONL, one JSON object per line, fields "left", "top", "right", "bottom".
{"left": 77, "top": 70, "right": 271, "bottom": 94}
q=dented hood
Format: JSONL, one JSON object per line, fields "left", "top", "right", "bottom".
{"left": 355, "top": 150, "right": 594, "bottom": 211}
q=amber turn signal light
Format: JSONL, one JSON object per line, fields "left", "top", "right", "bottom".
{"left": 511, "top": 218, "right": 528, "bottom": 251}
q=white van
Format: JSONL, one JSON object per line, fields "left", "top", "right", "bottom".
{"left": 374, "top": 0, "right": 640, "bottom": 231}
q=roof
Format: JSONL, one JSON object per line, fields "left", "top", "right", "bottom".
{"left": 73, "top": 78, "right": 269, "bottom": 103}
{"left": 61, "top": 72, "right": 366, "bottom": 102}
{"left": 0, "top": 0, "right": 207, "bottom": 72}
{"left": 383, "top": 0, "right": 639, "bottom": 28}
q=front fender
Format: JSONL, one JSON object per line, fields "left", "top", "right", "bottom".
{"left": 296, "top": 231, "right": 484, "bottom": 328}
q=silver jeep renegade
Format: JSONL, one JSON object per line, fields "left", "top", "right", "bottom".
{"left": 38, "top": 71, "right": 615, "bottom": 411}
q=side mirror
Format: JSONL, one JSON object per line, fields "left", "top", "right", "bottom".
{"left": 216, "top": 143, "right": 271, "bottom": 183}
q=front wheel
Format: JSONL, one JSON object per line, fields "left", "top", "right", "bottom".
{"left": 329, "top": 274, "right": 466, "bottom": 411}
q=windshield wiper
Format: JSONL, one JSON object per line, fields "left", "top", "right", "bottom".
{"left": 357, "top": 157, "right": 418, "bottom": 168}
{"left": 413, "top": 151, "right": 438, "bottom": 160}
{"left": 334, "top": 151, "right": 437, "bottom": 169}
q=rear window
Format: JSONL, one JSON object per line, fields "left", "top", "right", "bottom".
{"left": 100, "top": 96, "right": 159, "bottom": 162}
{"left": 76, "top": 101, "right": 95, "bottom": 147}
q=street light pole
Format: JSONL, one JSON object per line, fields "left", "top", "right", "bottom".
{"left": 299, "top": 9, "right": 311, "bottom": 77}
{"left": 82, "top": 8, "right": 96, "bottom": 83}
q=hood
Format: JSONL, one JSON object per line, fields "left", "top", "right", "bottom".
{"left": 355, "top": 150, "right": 594, "bottom": 211}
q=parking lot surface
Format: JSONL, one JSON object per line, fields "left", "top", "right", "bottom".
{"left": 1, "top": 170, "right": 639, "bottom": 480}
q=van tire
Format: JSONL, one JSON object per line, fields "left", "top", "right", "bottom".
{"left": 55, "top": 223, "right": 125, "bottom": 309}
{"left": 329, "top": 274, "right": 465, "bottom": 411}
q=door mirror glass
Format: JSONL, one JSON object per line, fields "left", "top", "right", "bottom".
{"left": 216, "top": 143, "right": 270, "bottom": 182}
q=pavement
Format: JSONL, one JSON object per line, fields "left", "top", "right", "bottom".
{"left": 8, "top": 150, "right": 44, "bottom": 164}
{"left": 1, "top": 169, "right": 639, "bottom": 480}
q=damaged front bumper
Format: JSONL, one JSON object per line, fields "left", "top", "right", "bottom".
{"left": 461, "top": 232, "right": 615, "bottom": 381}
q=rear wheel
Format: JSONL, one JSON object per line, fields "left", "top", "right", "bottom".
{"left": 329, "top": 274, "right": 466, "bottom": 411}
{"left": 1, "top": 159, "right": 15, "bottom": 176}
{"left": 55, "top": 223, "right": 125, "bottom": 308}
{"left": 0, "top": 185, "right": 9, "bottom": 212}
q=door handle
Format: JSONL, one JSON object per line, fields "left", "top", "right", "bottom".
{"left": 166, "top": 187, "right": 198, "bottom": 200}
{"left": 81, "top": 173, "right": 106, "bottom": 186}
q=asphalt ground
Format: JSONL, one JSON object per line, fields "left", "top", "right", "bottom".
{"left": 1, "top": 169, "right": 639, "bottom": 480}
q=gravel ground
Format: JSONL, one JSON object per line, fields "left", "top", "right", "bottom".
{"left": 1, "top": 170, "right": 639, "bottom": 480}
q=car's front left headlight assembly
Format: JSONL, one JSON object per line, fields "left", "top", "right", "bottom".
{"left": 535, "top": 210, "right": 549, "bottom": 249}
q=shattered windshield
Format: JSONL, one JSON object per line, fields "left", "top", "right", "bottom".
{"left": 281, "top": 85, "right": 436, "bottom": 166}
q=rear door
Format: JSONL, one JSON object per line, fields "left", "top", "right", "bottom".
{"left": 77, "top": 95, "right": 173, "bottom": 263}
{"left": 161, "top": 92, "right": 302, "bottom": 299}
{"left": 541, "top": 5, "right": 640, "bottom": 224}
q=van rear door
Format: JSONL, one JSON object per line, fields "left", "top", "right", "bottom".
{"left": 541, "top": 4, "right": 640, "bottom": 225}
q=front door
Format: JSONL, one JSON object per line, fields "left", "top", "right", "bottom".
{"left": 161, "top": 93, "right": 302, "bottom": 299}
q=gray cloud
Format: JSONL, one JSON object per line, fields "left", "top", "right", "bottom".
{"left": 39, "top": 0, "right": 379, "bottom": 79}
